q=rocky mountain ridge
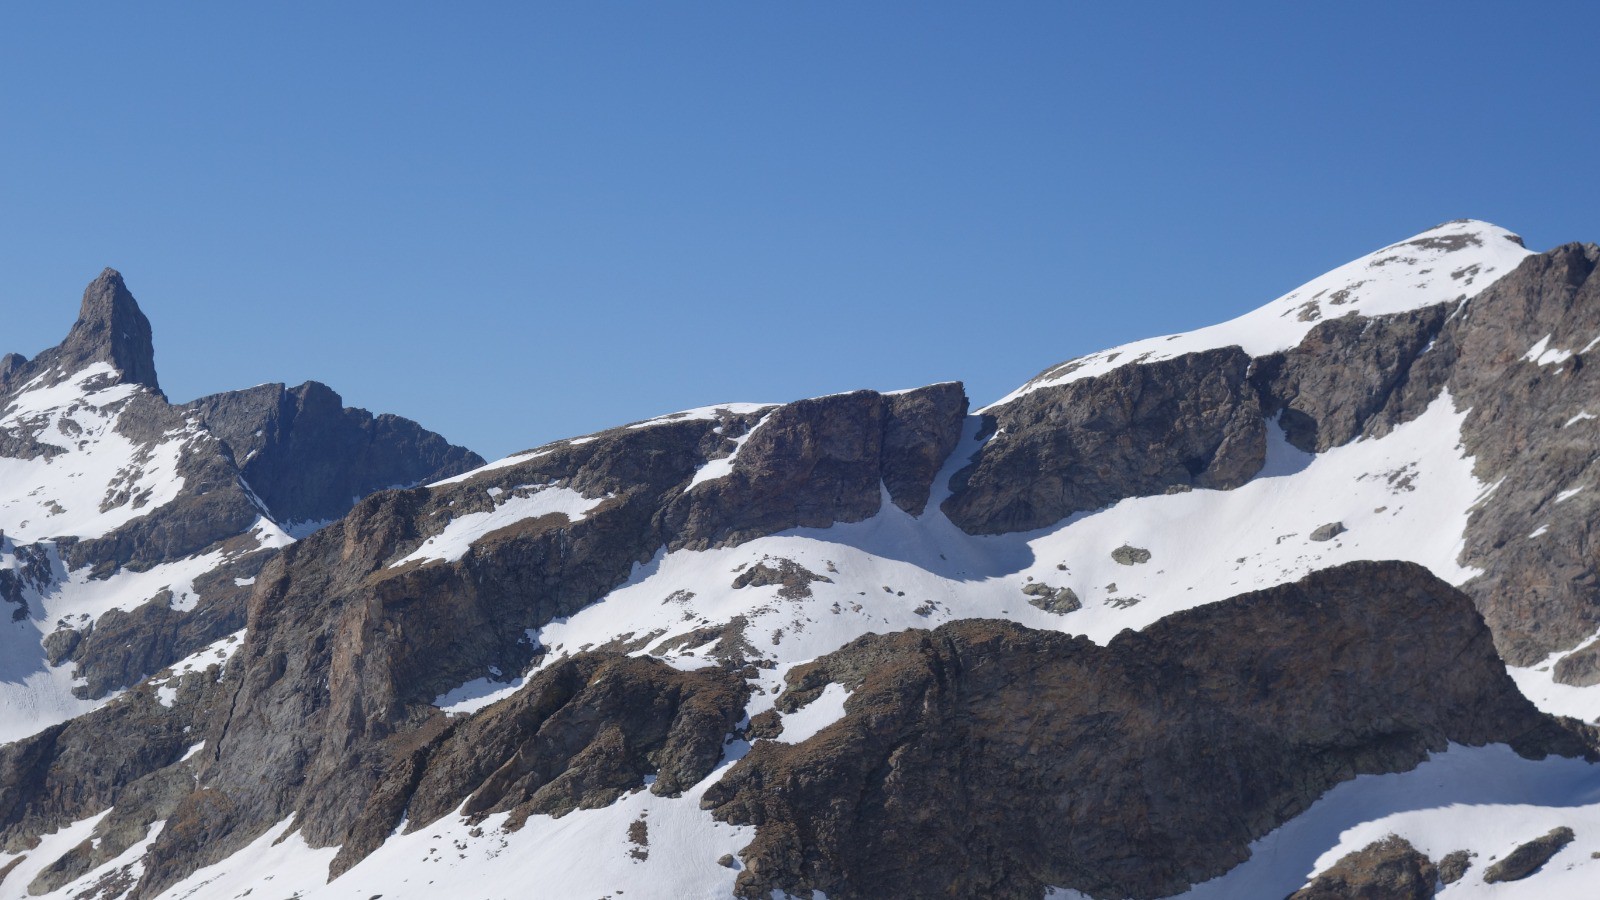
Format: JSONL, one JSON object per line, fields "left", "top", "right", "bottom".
{"left": 0, "top": 269, "right": 481, "bottom": 743}
{"left": 6, "top": 222, "right": 1600, "bottom": 898}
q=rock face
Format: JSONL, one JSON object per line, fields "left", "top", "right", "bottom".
{"left": 4, "top": 268, "right": 162, "bottom": 394}
{"left": 702, "top": 562, "right": 1575, "bottom": 900}
{"left": 329, "top": 653, "right": 748, "bottom": 876}
{"left": 185, "top": 380, "right": 482, "bottom": 529}
{"left": 666, "top": 384, "right": 968, "bottom": 548}
{"left": 944, "top": 349, "right": 1266, "bottom": 534}
{"left": 1289, "top": 836, "right": 1438, "bottom": 899}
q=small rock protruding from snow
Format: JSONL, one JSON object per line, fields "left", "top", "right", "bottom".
{"left": 1111, "top": 545, "right": 1152, "bottom": 566}
{"left": 1309, "top": 522, "right": 1347, "bottom": 542}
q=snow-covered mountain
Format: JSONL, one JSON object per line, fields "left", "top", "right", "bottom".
{"left": 6, "top": 223, "right": 1600, "bottom": 899}
{"left": 0, "top": 269, "right": 481, "bottom": 743}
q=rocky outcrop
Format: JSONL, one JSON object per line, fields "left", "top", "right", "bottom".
{"left": 0, "top": 653, "right": 236, "bottom": 870}
{"left": 1437, "top": 849, "right": 1474, "bottom": 883}
{"left": 1483, "top": 826, "right": 1576, "bottom": 882}
{"left": 1253, "top": 305, "right": 1448, "bottom": 453}
{"left": 1289, "top": 836, "right": 1438, "bottom": 899}
{"left": 1438, "top": 244, "right": 1600, "bottom": 665}
{"left": 944, "top": 348, "right": 1265, "bottom": 534}
{"left": 732, "top": 558, "right": 832, "bottom": 599}
{"left": 0, "top": 269, "right": 160, "bottom": 395}
{"left": 330, "top": 653, "right": 748, "bottom": 876}
{"left": 185, "top": 380, "right": 483, "bottom": 529}
{"left": 703, "top": 562, "right": 1580, "bottom": 900}
{"left": 667, "top": 384, "right": 968, "bottom": 548}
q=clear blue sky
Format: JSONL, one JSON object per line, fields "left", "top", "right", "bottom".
{"left": 3, "top": 3, "right": 1597, "bottom": 459}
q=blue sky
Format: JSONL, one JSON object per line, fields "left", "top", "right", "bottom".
{"left": 3, "top": 3, "right": 1597, "bottom": 459}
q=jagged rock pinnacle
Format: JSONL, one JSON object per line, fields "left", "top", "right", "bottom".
{"left": 61, "top": 267, "right": 160, "bottom": 391}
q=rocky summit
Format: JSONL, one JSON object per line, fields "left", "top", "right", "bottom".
{"left": 6, "top": 222, "right": 1600, "bottom": 899}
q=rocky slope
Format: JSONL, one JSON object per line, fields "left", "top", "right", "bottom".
{"left": 7, "top": 222, "right": 1600, "bottom": 899}
{"left": 0, "top": 269, "right": 481, "bottom": 744}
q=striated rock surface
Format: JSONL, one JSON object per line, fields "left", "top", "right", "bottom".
{"left": 92, "top": 381, "right": 970, "bottom": 896}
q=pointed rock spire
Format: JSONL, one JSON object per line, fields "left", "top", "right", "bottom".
{"left": 59, "top": 268, "right": 160, "bottom": 391}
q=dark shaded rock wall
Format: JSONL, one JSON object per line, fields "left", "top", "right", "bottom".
{"left": 185, "top": 380, "right": 484, "bottom": 528}
{"left": 943, "top": 348, "right": 1265, "bottom": 534}
{"left": 704, "top": 562, "right": 1577, "bottom": 900}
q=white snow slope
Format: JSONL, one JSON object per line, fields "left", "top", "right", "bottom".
{"left": 16, "top": 220, "right": 1600, "bottom": 900}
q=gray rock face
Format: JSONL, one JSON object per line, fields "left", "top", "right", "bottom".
{"left": 1254, "top": 306, "right": 1448, "bottom": 453}
{"left": 1554, "top": 643, "right": 1600, "bottom": 686}
{"left": 329, "top": 653, "right": 748, "bottom": 877}
{"left": 1437, "top": 244, "right": 1600, "bottom": 666}
{"left": 666, "top": 384, "right": 968, "bottom": 549}
{"left": 944, "top": 348, "right": 1266, "bottom": 534}
{"left": 1483, "top": 826, "right": 1575, "bottom": 883}
{"left": 185, "top": 380, "right": 483, "bottom": 529}
{"left": 703, "top": 562, "right": 1581, "bottom": 900}
{"left": 0, "top": 268, "right": 161, "bottom": 395}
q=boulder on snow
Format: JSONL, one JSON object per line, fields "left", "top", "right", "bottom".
{"left": 1483, "top": 826, "right": 1575, "bottom": 883}
{"left": 1310, "top": 522, "right": 1347, "bottom": 542}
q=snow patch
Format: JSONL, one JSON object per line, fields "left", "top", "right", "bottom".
{"left": 1173, "top": 744, "right": 1600, "bottom": 898}
{"left": 1524, "top": 334, "right": 1575, "bottom": 367}
{"left": 775, "top": 682, "right": 850, "bottom": 744}
{"left": 391, "top": 487, "right": 610, "bottom": 568}
{"left": 688, "top": 414, "right": 770, "bottom": 490}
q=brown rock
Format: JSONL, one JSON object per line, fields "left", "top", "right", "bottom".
{"left": 703, "top": 561, "right": 1579, "bottom": 900}
{"left": 1482, "top": 826, "right": 1575, "bottom": 882}
{"left": 1288, "top": 836, "right": 1437, "bottom": 899}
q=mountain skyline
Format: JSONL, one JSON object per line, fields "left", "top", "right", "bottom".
{"left": 6, "top": 216, "right": 1600, "bottom": 898}
{"left": 5, "top": 4, "right": 1599, "bottom": 459}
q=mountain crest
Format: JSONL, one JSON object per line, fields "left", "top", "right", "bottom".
{"left": 58, "top": 267, "right": 160, "bottom": 392}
